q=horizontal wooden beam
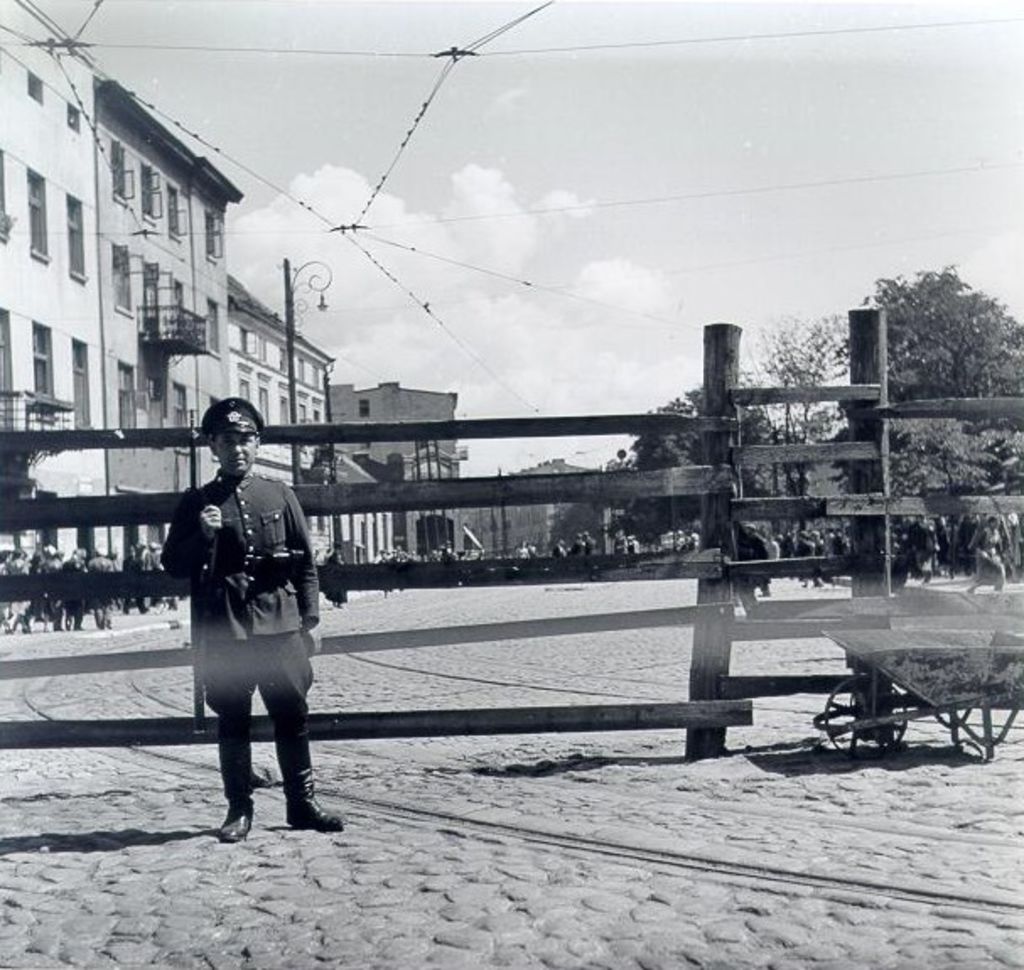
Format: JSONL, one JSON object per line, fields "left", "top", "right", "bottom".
{"left": 729, "top": 555, "right": 874, "bottom": 580}
{"left": 730, "top": 385, "right": 880, "bottom": 406}
{"left": 0, "top": 550, "right": 723, "bottom": 600}
{"left": 731, "top": 497, "right": 828, "bottom": 521}
{"left": 0, "top": 605, "right": 719, "bottom": 682}
{"left": 0, "top": 413, "right": 736, "bottom": 455}
{"left": 729, "top": 614, "right": 891, "bottom": 641}
{"left": 848, "top": 397, "right": 1024, "bottom": 423}
{"left": 0, "top": 700, "right": 753, "bottom": 748}
{"left": 827, "top": 494, "right": 1024, "bottom": 517}
{"left": 718, "top": 674, "right": 846, "bottom": 699}
{"left": 731, "top": 441, "right": 879, "bottom": 468}
{"left": 745, "top": 589, "right": 1024, "bottom": 620}
{"left": 0, "top": 465, "right": 732, "bottom": 530}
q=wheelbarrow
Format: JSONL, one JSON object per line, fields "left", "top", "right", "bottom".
{"left": 813, "top": 628, "right": 1024, "bottom": 761}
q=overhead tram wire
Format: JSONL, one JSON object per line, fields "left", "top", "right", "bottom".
{"left": 349, "top": 0, "right": 555, "bottom": 226}
{"left": 344, "top": 234, "right": 541, "bottom": 414}
{"left": 360, "top": 232, "right": 697, "bottom": 333}
{"left": 72, "top": 0, "right": 106, "bottom": 42}
{"left": 24, "top": 14, "right": 1023, "bottom": 58}
{"left": 369, "top": 160, "right": 1024, "bottom": 230}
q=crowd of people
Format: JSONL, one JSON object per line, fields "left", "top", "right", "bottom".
{"left": 0, "top": 542, "right": 178, "bottom": 634}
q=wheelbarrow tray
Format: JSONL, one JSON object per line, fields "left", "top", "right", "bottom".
{"left": 823, "top": 628, "right": 1024, "bottom": 709}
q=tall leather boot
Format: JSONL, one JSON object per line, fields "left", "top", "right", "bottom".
{"left": 217, "top": 738, "right": 254, "bottom": 843}
{"left": 274, "top": 735, "right": 345, "bottom": 832}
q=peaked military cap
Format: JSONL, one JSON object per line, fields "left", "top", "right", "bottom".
{"left": 201, "top": 397, "right": 265, "bottom": 436}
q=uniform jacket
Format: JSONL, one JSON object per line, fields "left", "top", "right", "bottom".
{"left": 162, "top": 472, "right": 319, "bottom": 640}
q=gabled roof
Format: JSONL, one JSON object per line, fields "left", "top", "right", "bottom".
{"left": 95, "top": 79, "right": 243, "bottom": 204}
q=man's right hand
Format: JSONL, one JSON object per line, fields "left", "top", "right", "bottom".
{"left": 199, "top": 505, "right": 223, "bottom": 540}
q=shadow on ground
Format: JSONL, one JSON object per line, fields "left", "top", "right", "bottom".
{"left": 472, "top": 751, "right": 690, "bottom": 777}
{"left": 745, "top": 742, "right": 982, "bottom": 776}
{"left": 0, "top": 827, "right": 211, "bottom": 855}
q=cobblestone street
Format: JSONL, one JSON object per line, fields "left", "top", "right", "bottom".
{"left": 1, "top": 580, "right": 1022, "bottom": 968}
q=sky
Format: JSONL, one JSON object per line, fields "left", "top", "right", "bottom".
{"left": 9, "top": 0, "right": 1024, "bottom": 474}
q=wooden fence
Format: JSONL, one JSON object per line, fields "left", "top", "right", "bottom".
{"left": 0, "top": 308, "right": 1021, "bottom": 755}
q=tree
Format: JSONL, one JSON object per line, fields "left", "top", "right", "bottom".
{"left": 869, "top": 268, "right": 1024, "bottom": 494}
{"left": 871, "top": 267, "right": 1024, "bottom": 401}
{"left": 745, "top": 315, "right": 847, "bottom": 497}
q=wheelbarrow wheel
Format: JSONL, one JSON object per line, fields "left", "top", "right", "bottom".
{"left": 814, "top": 675, "right": 908, "bottom": 758}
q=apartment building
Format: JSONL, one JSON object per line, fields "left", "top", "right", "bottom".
{"left": 0, "top": 44, "right": 105, "bottom": 551}
{"left": 328, "top": 382, "right": 464, "bottom": 556}
{"left": 93, "top": 79, "right": 242, "bottom": 539}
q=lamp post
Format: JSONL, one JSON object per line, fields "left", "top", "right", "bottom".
{"left": 283, "top": 258, "right": 332, "bottom": 484}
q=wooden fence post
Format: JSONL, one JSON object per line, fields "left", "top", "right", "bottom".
{"left": 686, "top": 323, "right": 740, "bottom": 760}
{"left": 848, "top": 308, "right": 889, "bottom": 597}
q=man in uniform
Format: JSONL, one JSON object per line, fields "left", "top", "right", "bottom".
{"left": 162, "top": 398, "right": 344, "bottom": 843}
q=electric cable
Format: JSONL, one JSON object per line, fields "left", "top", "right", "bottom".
{"left": 23, "top": 14, "right": 1022, "bottom": 58}
{"left": 369, "top": 161, "right": 1024, "bottom": 230}
{"left": 350, "top": 1, "right": 555, "bottom": 225}
{"left": 72, "top": 0, "right": 106, "bottom": 42}
{"left": 344, "top": 234, "right": 541, "bottom": 413}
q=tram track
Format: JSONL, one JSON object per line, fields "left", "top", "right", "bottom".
{"left": 9, "top": 638, "right": 1023, "bottom": 921}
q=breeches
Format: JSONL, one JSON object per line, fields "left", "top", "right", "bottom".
{"left": 203, "top": 632, "right": 313, "bottom": 741}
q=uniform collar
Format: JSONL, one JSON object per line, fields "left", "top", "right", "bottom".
{"left": 217, "top": 470, "right": 256, "bottom": 491}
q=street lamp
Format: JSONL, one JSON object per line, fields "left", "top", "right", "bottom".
{"left": 283, "top": 258, "right": 332, "bottom": 483}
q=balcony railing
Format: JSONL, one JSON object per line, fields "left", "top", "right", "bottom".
{"left": 138, "top": 305, "right": 208, "bottom": 356}
{"left": 0, "top": 390, "right": 75, "bottom": 432}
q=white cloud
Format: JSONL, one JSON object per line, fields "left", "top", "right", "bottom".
{"left": 227, "top": 163, "right": 700, "bottom": 474}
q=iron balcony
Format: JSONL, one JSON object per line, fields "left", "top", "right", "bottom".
{"left": 138, "top": 305, "right": 209, "bottom": 356}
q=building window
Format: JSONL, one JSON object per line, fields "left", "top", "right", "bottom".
{"left": 258, "top": 385, "right": 269, "bottom": 419}
{"left": 299, "top": 402, "right": 308, "bottom": 423}
{"left": 0, "top": 309, "right": 11, "bottom": 392}
{"left": 280, "top": 395, "right": 289, "bottom": 423}
{"left": 172, "top": 279, "right": 184, "bottom": 307}
{"left": 112, "top": 244, "right": 131, "bottom": 309}
{"left": 238, "top": 378, "right": 251, "bottom": 401}
{"left": 111, "top": 140, "right": 133, "bottom": 199}
{"left": 167, "top": 184, "right": 181, "bottom": 236}
{"left": 0, "top": 150, "right": 8, "bottom": 243}
{"left": 72, "top": 340, "right": 90, "bottom": 427}
{"left": 277, "top": 345, "right": 287, "bottom": 372}
{"left": 206, "top": 299, "right": 219, "bottom": 352}
{"left": 117, "top": 362, "right": 135, "bottom": 428}
{"left": 257, "top": 335, "right": 266, "bottom": 362}
{"left": 27, "top": 170, "right": 47, "bottom": 258}
{"left": 27, "top": 71, "right": 43, "bottom": 103}
{"left": 173, "top": 383, "right": 188, "bottom": 426}
{"left": 172, "top": 382, "right": 187, "bottom": 427}
{"left": 358, "top": 399, "right": 370, "bottom": 417}
{"left": 67, "top": 195, "right": 85, "bottom": 279}
{"left": 204, "top": 209, "right": 223, "bottom": 259}
{"left": 66, "top": 103, "right": 80, "bottom": 131}
{"left": 140, "top": 164, "right": 162, "bottom": 220}
{"left": 32, "top": 323, "right": 52, "bottom": 396}
{"left": 313, "top": 408, "right": 321, "bottom": 424}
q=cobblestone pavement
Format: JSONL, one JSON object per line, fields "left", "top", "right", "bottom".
{"left": 1, "top": 581, "right": 1022, "bottom": 968}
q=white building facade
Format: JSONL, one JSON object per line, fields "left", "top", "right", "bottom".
{"left": 0, "top": 43, "right": 105, "bottom": 551}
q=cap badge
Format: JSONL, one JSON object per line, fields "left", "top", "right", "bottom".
{"left": 227, "top": 411, "right": 242, "bottom": 424}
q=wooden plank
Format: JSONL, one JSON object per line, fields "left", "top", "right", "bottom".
{"left": 688, "top": 322, "right": 740, "bottom": 761}
{"left": 848, "top": 397, "right": 1024, "bottom": 423}
{"left": 0, "top": 550, "right": 723, "bottom": 600}
{"left": 0, "top": 700, "right": 753, "bottom": 749}
{"left": 827, "top": 494, "right": 1024, "bottom": 517}
{"left": 731, "top": 497, "right": 828, "bottom": 521}
{"left": 319, "top": 550, "right": 723, "bottom": 592}
{"left": 730, "top": 615, "right": 891, "bottom": 641}
{"left": 746, "top": 589, "right": 1024, "bottom": 620}
{"left": 0, "top": 413, "right": 736, "bottom": 455}
{"left": 718, "top": 674, "right": 847, "bottom": 699}
{"left": 731, "top": 441, "right": 879, "bottom": 468}
{"left": 847, "top": 308, "right": 889, "bottom": 598}
{"left": 729, "top": 555, "right": 875, "bottom": 580}
{"left": 0, "top": 605, "right": 721, "bottom": 682}
{"left": 730, "top": 385, "right": 880, "bottom": 406}
{"left": 0, "top": 465, "right": 733, "bottom": 530}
